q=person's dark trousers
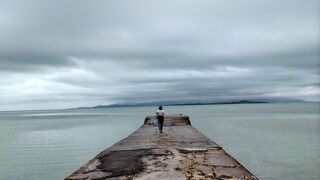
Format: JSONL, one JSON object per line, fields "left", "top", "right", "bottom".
{"left": 157, "top": 116, "right": 164, "bottom": 132}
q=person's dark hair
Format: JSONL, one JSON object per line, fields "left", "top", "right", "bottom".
{"left": 158, "top": 106, "right": 163, "bottom": 110}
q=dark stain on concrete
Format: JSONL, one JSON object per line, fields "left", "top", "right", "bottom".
{"left": 97, "top": 149, "right": 150, "bottom": 177}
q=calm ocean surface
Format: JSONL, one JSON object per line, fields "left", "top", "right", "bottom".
{"left": 0, "top": 103, "right": 319, "bottom": 180}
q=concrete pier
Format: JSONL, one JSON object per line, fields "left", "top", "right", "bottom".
{"left": 65, "top": 115, "right": 258, "bottom": 179}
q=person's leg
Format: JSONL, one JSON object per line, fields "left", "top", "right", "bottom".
{"left": 157, "top": 119, "right": 161, "bottom": 131}
{"left": 159, "top": 117, "right": 164, "bottom": 133}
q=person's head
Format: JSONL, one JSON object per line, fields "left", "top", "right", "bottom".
{"left": 158, "top": 106, "right": 163, "bottom": 110}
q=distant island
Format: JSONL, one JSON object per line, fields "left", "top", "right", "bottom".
{"left": 74, "top": 100, "right": 272, "bottom": 109}
{"left": 73, "top": 98, "right": 307, "bottom": 109}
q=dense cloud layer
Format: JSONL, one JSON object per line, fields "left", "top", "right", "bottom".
{"left": 0, "top": 0, "right": 319, "bottom": 110}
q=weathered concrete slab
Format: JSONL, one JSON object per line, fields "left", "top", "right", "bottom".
{"left": 66, "top": 114, "right": 258, "bottom": 180}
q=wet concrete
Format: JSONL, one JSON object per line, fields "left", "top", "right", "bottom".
{"left": 65, "top": 114, "right": 258, "bottom": 180}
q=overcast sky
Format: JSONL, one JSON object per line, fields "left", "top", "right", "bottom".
{"left": 0, "top": 0, "right": 319, "bottom": 110}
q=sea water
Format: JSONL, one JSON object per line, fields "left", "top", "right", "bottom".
{"left": 0, "top": 103, "right": 319, "bottom": 180}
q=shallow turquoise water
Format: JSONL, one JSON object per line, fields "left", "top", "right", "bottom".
{"left": 0, "top": 103, "right": 319, "bottom": 179}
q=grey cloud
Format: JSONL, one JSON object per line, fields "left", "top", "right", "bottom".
{"left": 0, "top": 0, "right": 319, "bottom": 110}
{"left": 0, "top": 53, "right": 75, "bottom": 72}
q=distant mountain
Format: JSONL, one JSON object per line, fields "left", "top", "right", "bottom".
{"left": 74, "top": 98, "right": 306, "bottom": 109}
{"left": 258, "top": 98, "right": 305, "bottom": 103}
{"left": 75, "top": 100, "right": 269, "bottom": 109}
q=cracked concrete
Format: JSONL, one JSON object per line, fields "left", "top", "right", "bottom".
{"left": 65, "top": 115, "right": 258, "bottom": 180}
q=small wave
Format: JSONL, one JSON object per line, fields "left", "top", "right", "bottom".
{"left": 20, "top": 112, "right": 124, "bottom": 117}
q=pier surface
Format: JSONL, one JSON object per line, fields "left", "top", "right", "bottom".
{"left": 65, "top": 115, "right": 257, "bottom": 179}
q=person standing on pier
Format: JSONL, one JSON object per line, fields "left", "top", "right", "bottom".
{"left": 156, "top": 106, "right": 165, "bottom": 133}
